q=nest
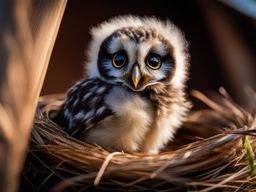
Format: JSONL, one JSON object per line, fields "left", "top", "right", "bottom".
{"left": 21, "top": 88, "right": 256, "bottom": 192}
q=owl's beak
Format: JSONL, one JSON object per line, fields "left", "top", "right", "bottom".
{"left": 131, "top": 64, "right": 141, "bottom": 89}
{"left": 122, "top": 64, "right": 153, "bottom": 90}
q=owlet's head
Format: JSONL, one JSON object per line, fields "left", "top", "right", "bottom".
{"left": 85, "top": 15, "right": 189, "bottom": 91}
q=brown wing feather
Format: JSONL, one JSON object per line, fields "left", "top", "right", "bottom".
{"left": 55, "top": 78, "right": 114, "bottom": 137}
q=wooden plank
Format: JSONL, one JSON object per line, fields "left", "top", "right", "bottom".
{"left": 0, "top": 0, "right": 67, "bottom": 191}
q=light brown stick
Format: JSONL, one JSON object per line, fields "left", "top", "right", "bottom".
{"left": 0, "top": 0, "right": 67, "bottom": 191}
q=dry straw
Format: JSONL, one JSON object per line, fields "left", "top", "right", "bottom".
{"left": 22, "top": 88, "right": 256, "bottom": 192}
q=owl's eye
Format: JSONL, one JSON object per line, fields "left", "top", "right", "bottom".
{"left": 112, "top": 52, "right": 126, "bottom": 68}
{"left": 146, "top": 54, "right": 162, "bottom": 70}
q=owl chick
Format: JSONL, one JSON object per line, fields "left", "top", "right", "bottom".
{"left": 55, "top": 15, "right": 191, "bottom": 154}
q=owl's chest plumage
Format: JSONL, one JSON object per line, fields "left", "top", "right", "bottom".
{"left": 85, "top": 86, "right": 155, "bottom": 152}
{"left": 56, "top": 78, "right": 189, "bottom": 154}
{"left": 57, "top": 78, "right": 155, "bottom": 151}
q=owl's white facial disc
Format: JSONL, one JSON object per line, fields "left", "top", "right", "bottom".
{"left": 96, "top": 27, "right": 175, "bottom": 91}
{"left": 86, "top": 16, "right": 189, "bottom": 91}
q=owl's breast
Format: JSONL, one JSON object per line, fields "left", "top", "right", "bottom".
{"left": 84, "top": 86, "right": 155, "bottom": 152}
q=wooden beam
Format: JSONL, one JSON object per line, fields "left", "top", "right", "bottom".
{"left": 0, "top": 0, "right": 67, "bottom": 191}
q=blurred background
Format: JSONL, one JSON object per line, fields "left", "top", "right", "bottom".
{"left": 41, "top": 0, "right": 256, "bottom": 108}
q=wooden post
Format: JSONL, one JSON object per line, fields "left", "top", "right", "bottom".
{"left": 0, "top": 0, "right": 67, "bottom": 191}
